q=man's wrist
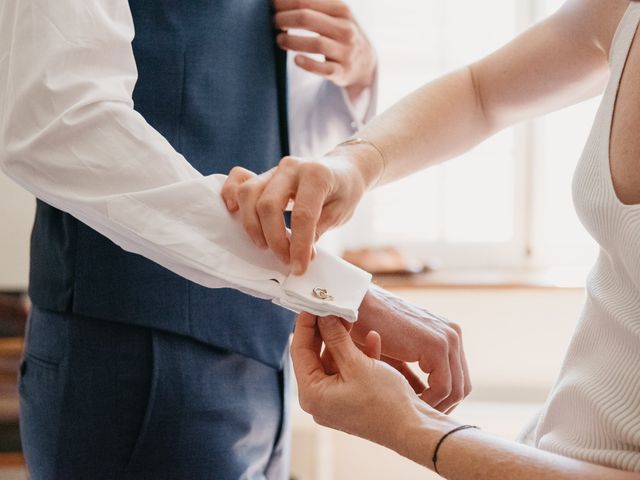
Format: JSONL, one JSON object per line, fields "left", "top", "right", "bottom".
{"left": 350, "top": 287, "right": 378, "bottom": 338}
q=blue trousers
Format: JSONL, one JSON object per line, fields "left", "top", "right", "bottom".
{"left": 19, "top": 306, "right": 290, "bottom": 480}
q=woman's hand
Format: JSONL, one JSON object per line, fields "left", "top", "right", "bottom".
{"left": 292, "top": 314, "right": 640, "bottom": 480}
{"left": 291, "top": 313, "right": 453, "bottom": 453}
{"left": 220, "top": 149, "right": 381, "bottom": 273}
{"left": 274, "top": 0, "right": 377, "bottom": 101}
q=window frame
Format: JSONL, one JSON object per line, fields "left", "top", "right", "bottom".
{"left": 338, "top": 0, "right": 596, "bottom": 271}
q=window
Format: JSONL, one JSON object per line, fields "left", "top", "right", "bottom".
{"left": 339, "top": 0, "right": 600, "bottom": 271}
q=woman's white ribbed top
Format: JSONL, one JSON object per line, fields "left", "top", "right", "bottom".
{"left": 530, "top": 3, "right": 640, "bottom": 472}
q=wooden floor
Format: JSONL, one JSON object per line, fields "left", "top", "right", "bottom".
{"left": 0, "top": 454, "right": 25, "bottom": 480}
{"left": 0, "top": 455, "right": 23, "bottom": 467}
{"left": 0, "top": 468, "right": 26, "bottom": 480}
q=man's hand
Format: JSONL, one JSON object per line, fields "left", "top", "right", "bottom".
{"left": 353, "top": 285, "right": 472, "bottom": 413}
{"left": 274, "top": 0, "right": 377, "bottom": 101}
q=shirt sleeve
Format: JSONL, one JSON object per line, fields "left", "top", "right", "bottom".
{"left": 0, "top": 0, "right": 371, "bottom": 322}
{"left": 287, "top": 54, "right": 379, "bottom": 158}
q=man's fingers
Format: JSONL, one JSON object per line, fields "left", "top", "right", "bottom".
{"left": 317, "top": 317, "right": 360, "bottom": 373}
{"left": 277, "top": 33, "right": 345, "bottom": 62}
{"left": 274, "top": 0, "right": 352, "bottom": 19}
{"left": 293, "top": 55, "right": 343, "bottom": 82}
{"left": 458, "top": 329, "right": 473, "bottom": 398}
{"left": 394, "top": 363, "right": 427, "bottom": 395}
{"left": 221, "top": 167, "right": 256, "bottom": 212}
{"left": 419, "top": 355, "right": 453, "bottom": 410}
{"left": 362, "top": 330, "right": 381, "bottom": 360}
{"left": 291, "top": 313, "right": 326, "bottom": 384}
{"left": 275, "top": 10, "right": 354, "bottom": 43}
{"left": 434, "top": 344, "right": 465, "bottom": 413}
{"left": 289, "top": 169, "right": 331, "bottom": 275}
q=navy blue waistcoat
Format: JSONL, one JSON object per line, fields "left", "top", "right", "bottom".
{"left": 28, "top": 0, "right": 295, "bottom": 369}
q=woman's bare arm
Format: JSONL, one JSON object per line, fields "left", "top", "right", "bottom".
{"left": 403, "top": 401, "right": 640, "bottom": 480}
{"left": 291, "top": 314, "right": 640, "bottom": 480}
{"left": 357, "top": 0, "right": 625, "bottom": 185}
{"left": 222, "top": 0, "right": 628, "bottom": 274}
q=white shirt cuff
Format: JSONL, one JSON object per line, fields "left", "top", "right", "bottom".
{"left": 277, "top": 248, "right": 371, "bottom": 322}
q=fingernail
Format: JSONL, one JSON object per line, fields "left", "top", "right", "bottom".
{"left": 225, "top": 199, "right": 236, "bottom": 211}
{"left": 253, "top": 237, "right": 267, "bottom": 249}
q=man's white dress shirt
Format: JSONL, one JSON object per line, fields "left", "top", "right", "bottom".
{"left": 0, "top": 0, "right": 375, "bottom": 321}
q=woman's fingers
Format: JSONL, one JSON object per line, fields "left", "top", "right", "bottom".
{"left": 320, "top": 347, "right": 338, "bottom": 375}
{"left": 223, "top": 155, "right": 364, "bottom": 275}
{"left": 223, "top": 157, "right": 345, "bottom": 271}
{"left": 236, "top": 175, "right": 271, "bottom": 249}
{"left": 291, "top": 313, "right": 326, "bottom": 385}
{"left": 289, "top": 168, "right": 332, "bottom": 274}
{"left": 317, "top": 317, "right": 361, "bottom": 375}
{"left": 255, "top": 171, "right": 298, "bottom": 264}
{"left": 221, "top": 166, "right": 256, "bottom": 212}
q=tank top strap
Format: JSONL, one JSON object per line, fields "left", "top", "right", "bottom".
{"left": 608, "top": 3, "right": 640, "bottom": 84}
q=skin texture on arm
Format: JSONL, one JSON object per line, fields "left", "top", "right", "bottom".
{"left": 221, "top": 0, "right": 628, "bottom": 275}
{"left": 291, "top": 314, "right": 640, "bottom": 480}
{"left": 358, "top": 0, "right": 622, "bottom": 185}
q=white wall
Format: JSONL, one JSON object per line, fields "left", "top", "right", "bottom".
{"left": 0, "top": 173, "right": 34, "bottom": 291}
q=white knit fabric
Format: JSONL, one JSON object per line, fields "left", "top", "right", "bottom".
{"left": 529, "top": 3, "right": 640, "bottom": 472}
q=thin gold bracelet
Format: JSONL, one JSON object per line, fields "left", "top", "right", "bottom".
{"left": 335, "top": 137, "right": 387, "bottom": 186}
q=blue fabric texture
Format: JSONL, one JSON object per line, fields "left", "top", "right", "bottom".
{"left": 20, "top": 307, "right": 291, "bottom": 480}
{"left": 23, "top": 1, "right": 295, "bottom": 478}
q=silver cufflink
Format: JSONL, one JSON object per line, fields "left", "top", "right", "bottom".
{"left": 312, "top": 287, "right": 334, "bottom": 301}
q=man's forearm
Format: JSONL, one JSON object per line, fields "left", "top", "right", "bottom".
{"left": 401, "top": 401, "right": 640, "bottom": 480}
{"left": 0, "top": 0, "right": 372, "bottom": 321}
